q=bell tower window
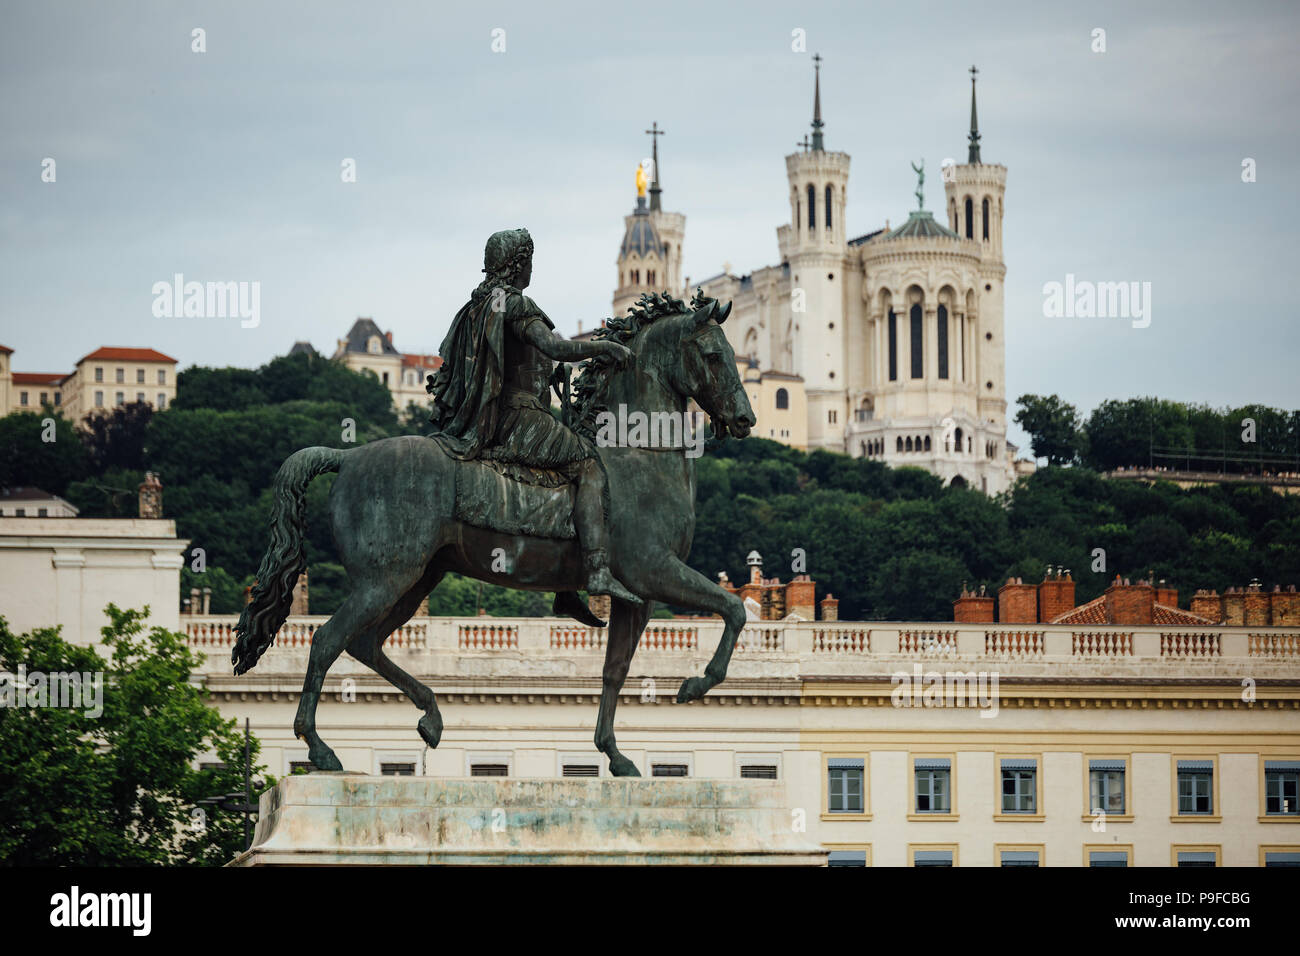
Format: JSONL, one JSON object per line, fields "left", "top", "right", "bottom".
{"left": 825, "top": 185, "right": 833, "bottom": 230}
{"left": 964, "top": 197, "right": 974, "bottom": 239}
{"left": 807, "top": 184, "right": 816, "bottom": 229}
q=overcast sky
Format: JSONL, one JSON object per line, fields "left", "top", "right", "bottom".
{"left": 2, "top": 0, "right": 1297, "bottom": 450}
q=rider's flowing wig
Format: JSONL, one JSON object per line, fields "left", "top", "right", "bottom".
{"left": 469, "top": 228, "right": 534, "bottom": 304}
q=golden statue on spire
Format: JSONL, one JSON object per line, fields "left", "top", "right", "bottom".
{"left": 636, "top": 161, "right": 648, "bottom": 198}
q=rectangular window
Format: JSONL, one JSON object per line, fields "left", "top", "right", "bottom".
{"left": 828, "top": 758, "right": 864, "bottom": 813}
{"left": 828, "top": 850, "right": 867, "bottom": 867}
{"left": 38, "top": 508, "right": 48, "bottom": 517}
{"left": 651, "top": 764, "right": 689, "bottom": 777}
{"left": 380, "top": 762, "right": 415, "bottom": 776}
{"left": 915, "top": 759, "right": 951, "bottom": 813}
{"left": 53, "top": 392, "right": 60, "bottom": 405}
{"left": 741, "top": 765, "right": 778, "bottom": 779}
{"left": 136, "top": 391, "right": 145, "bottom": 403}
{"left": 18, "top": 391, "right": 27, "bottom": 405}
{"left": 94, "top": 367, "right": 103, "bottom": 382}
{"left": 136, "top": 368, "right": 145, "bottom": 383}
{"left": 1001, "top": 759, "right": 1037, "bottom": 813}
{"left": 94, "top": 390, "right": 104, "bottom": 407}
{"left": 913, "top": 849, "right": 953, "bottom": 867}
{"left": 157, "top": 393, "right": 167, "bottom": 409}
{"left": 562, "top": 764, "right": 599, "bottom": 777}
{"left": 288, "top": 761, "right": 315, "bottom": 774}
{"left": 115, "top": 391, "right": 124, "bottom": 405}
{"left": 15, "top": 508, "right": 26, "bottom": 516}
{"left": 115, "top": 367, "right": 124, "bottom": 383}
{"left": 1265, "top": 762, "right": 1300, "bottom": 815}
{"left": 39, "top": 391, "right": 48, "bottom": 405}
{"left": 1177, "top": 761, "right": 1213, "bottom": 815}
{"left": 1089, "top": 761, "right": 1125, "bottom": 814}
{"left": 1089, "top": 850, "right": 1128, "bottom": 868}
{"left": 887, "top": 310, "right": 897, "bottom": 381}
{"left": 937, "top": 306, "right": 949, "bottom": 379}
{"left": 909, "top": 306, "right": 923, "bottom": 379}
{"left": 1264, "top": 851, "right": 1300, "bottom": 867}
{"left": 157, "top": 369, "right": 166, "bottom": 384}
{"left": 470, "top": 763, "right": 509, "bottom": 777}
{"left": 1000, "top": 850, "right": 1039, "bottom": 867}
{"left": 1176, "top": 851, "right": 1216, "bottom": 867}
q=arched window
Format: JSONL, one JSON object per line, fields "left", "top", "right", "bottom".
{"left": 915, "top": 434, "right": 923, "bottom": 451}
{"left": 910, "top": 304, "right": 923, "bottom": 379}
{"left": 954, "top": 427, "right": 963, "bottom": 453}
{"left": 964, "top": 197, "right": 974, "bottom": 239}
{"left": 982, "top": 198, "right": 990, "bottom": 240}
{"left": 924, "top": 436, "right": 932, "bottom": 452}
{"left": 775, "top": 388, "right": 789, "bottom": 410}
{"left": 887, "top": 309, "right": 898, "bottom": 381}
{"left": 937, "top": 304, "right": 949, "bottom": 379}
{"left": 906, "top": 436, "right": 913, "bottom": 452}
{"left": 807, "top": 184, "right": 816, "bottom": 229}
{"left": 825, "top": 185, "right": 833, "bottom": 230}
{"left": 796, "top": 198, "right": 800, "bottom": 227}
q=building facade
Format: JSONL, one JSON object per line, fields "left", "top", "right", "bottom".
{"left": 0, "top": 344, "right": 178, "bottom": 421}
{"left": 181, "top": 609, "right": 1300, "bottom": 866}
{"left": 689, "top": 62, "right": 1017, "bottom": 492}
{"left": 329, "top": 319, "right": 442, "bottom": 414}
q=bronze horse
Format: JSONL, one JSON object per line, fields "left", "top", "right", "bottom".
{"left": 231, "top": 293, "right": 755, "bottom": 776}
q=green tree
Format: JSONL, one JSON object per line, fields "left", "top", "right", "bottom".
{"left": 1014, "top": 393, "right": 1083, "bottom": 465}
{"left": 0, "top": 606, "right": 272, "bottom": 865}
{"left": 0, "top": 411, "right": 89, "bottom": 496}
{"left": 81, "top": 400, "right": 154, "bottom": 473}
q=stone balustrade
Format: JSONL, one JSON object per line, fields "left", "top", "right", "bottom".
{"left": 183, "top": 616, "right": 1300, "bottom": 686}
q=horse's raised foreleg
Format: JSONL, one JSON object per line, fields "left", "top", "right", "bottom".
{"left": 293, "top": 585, "right": 395, "bottom": 771}
{"left": 594, "top": 597, "right": 652, "bottom": 776}
{"left": 631, "top": 554, "right": 747, "bottom": 703}
{"left": 348, "top": 571, "right": 445, "bottom": 749}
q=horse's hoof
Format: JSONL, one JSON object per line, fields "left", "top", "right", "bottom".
{"left": 609, "top": 755, "right": 641, "bottom": 777}
{"left": 418, "top": 712, "right": 443, "bottom": 749}
{"left": 676, "top": 677, "right": 711, "bottom": 704}
{"left": 309, "top": 747, "right": 344, "bottom": 772}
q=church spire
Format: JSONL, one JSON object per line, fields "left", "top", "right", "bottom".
{"left": 645, "top": 121, "right": 664, "bottom": 212}
{"left": 810, "top": 53, "right": 824, "bottom": 152}
{"left": 967, "top": 65, "right": 981, "bottom": 164}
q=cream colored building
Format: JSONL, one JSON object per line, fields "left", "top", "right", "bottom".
{"left": 739, "top": 359, "right": 807, "bottom": 450}
{"left": 329, "top": 320, "right": 442, "bottom": 414}
{"left": 184, "top": 612, "right": 1300, "bottom": 866}
{"left": 694, "top": 62, "right": 1017, "bottom": 493}
{"left": 0, "top": 515, "right": 188, "bottom": 645}
{"left": 0, "top": 343, "right": 178, "bottom": 421}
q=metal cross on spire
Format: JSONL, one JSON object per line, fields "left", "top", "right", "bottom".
{"left": 968, "top": 65, "right": 982, "bottom": 164}
{"left": 644, "top": 121, "right": 665, "bottom": 211}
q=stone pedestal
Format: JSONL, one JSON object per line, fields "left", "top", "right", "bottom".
{"left": 230, "top": 775, "right": 826, "bottom": 865}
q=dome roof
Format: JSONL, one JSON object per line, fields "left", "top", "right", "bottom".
{"left": 620, "top": 200, "right": 663, "bottom": 258}
{"left": 886, "top": 209, "right": 959, "bottom": 240}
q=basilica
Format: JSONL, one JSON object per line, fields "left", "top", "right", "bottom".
{"left": 611, "top": 60, "right": 1020, "bottom": 493}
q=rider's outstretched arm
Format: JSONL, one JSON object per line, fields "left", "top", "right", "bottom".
{"left": 520, "top": 321, "right": 630, "bottom": 364}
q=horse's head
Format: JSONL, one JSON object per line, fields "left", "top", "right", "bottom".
{"left": 664, "top": 297, "right": 755, "bottom": 440}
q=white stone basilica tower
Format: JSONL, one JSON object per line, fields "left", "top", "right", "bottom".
{"left": 700, "top": 59, "right": 1018, "bottom": 493}
{"left": 776, "top": 54, "right": 851, "bottom": 449}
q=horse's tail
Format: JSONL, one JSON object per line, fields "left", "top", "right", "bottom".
{"left": 232, "top": 446, "right": 346, "bottom": 675}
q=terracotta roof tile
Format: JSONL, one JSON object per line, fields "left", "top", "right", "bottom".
{"left": 12, "top": 372, "right": 68, "bottom": 386}
{"left": 401, "top": 353, "right": 442, "bottom": 369}
{"left": 1050, "top": 596, "right": 1107, "bottom": 625}
{"left": 1153, "top": 604, "right": 1215, "bottom": 626}
{"left": 77, "top": 347, "right": 177, "bottom": 364}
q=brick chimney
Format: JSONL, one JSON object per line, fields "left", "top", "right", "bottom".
{"left": 820, "top": 594, "right": 839, "bottom": 622}
{"left": 1272, "top": 585, "right": 1300, "bottom": 627}
{"left": 739, "top": 551, "right": 764, "bottom": 610}
{"left": 1103, "top": 575, "right": 1155, "bottom": 626}
{"left": 1221, "top": 587, "right": 1245, "bottom": 626}
{"left": 290, "top": 569, "right": 310, "bottom": 616}
{"left": 1037, "top": 566, "right": 1075, "bottom": 623}
{"left": 1190, "top": 589, "right": 1222, "bottom": 623}
{"left": 138, "top": 471, "right": 163, "bottom": 518}
{"left": 1155, "top": 579, "right": 1178, "bottom": 610}
{"left": 786, "top": 574, "right": 816, "bottom": 619}
{"left": 385, "top": 330, "right": 394, "bottom": 344}
{"left": 954, "top": 583, "right": 994, "bottom": 623}
{"left": 1244, "top": 580, "right": 1269, "bottom": 626}
{"left": 997, "top": 577, "right": 1037, "bottom": 624}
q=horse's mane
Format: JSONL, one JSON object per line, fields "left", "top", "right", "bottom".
{"left": 568, "top": 288, "right": 710, "bottom": 439}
